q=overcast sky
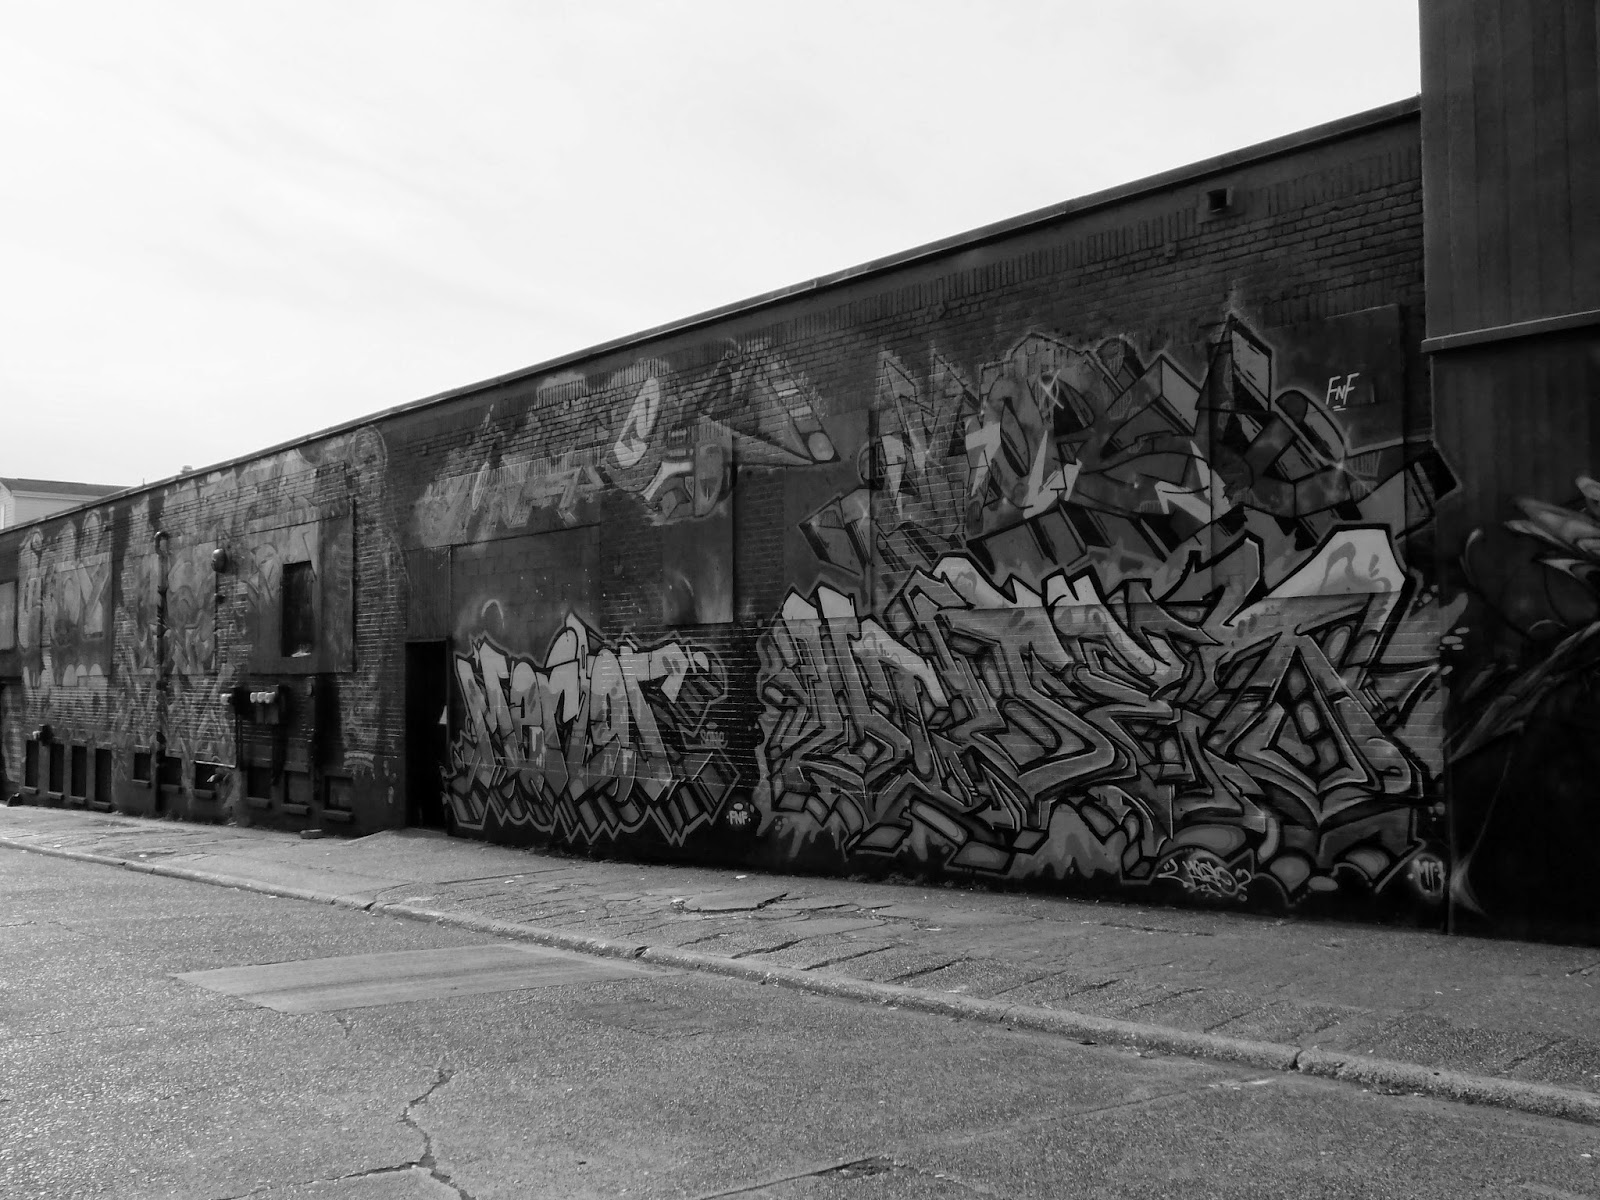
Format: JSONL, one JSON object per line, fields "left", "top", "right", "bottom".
{"left": 2, "top": 1, "right": 1421, "bottom": 487}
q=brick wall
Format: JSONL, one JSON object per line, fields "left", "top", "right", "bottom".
{"left": 0, "top": 106, "right": 1451, "bottom": 920}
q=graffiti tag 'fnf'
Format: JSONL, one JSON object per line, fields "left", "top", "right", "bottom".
{"left": 447, "top": 621, "right": 735, "bottom": 844}
{"left": 757, "top": 530, "right": 1453, "bottom": 905}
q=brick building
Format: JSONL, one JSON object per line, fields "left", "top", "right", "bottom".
{"left": 2, "top": 1, "right": 1596, "bottom": 940}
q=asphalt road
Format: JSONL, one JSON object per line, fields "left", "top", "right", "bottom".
{"left": 3, "top": 852, "right": 1598, "bottom": 1200}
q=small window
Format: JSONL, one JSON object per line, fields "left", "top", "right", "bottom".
{"left": 246, "top": 763, "right": 274, "bottom": 800}
{"left": 132, "top": 751, "right": 153, "bottom": 784}
{"left": 24, "top": 740, "right": 37, "bottom": 790}
{"left": 194, "top": 762, "right": 223, "bottom": 796}
{"left": 69, "top": 745, "right": 88, "bottom": 799}
{"left": 281, "top": 561, "right": 316, "bottom": 657}
{"left": 158, "top": 754, "right": 183, "bottom": 789}
{"left": 324, "top": 776, "right": 353, "bottom": 812}
{"left": 94, "top": 749, "right": 113, "bottom": 805}
{"left": 48, "top": 743, "right": 65, "bottom": 794}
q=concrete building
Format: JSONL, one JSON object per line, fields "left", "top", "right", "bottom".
{"left": 0, "top": 478, "right": 125, "bottom": 530}
{"left": 1, "top": 0, "right": 1595, "bottom": 941}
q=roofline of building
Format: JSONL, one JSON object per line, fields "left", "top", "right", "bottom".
{"left": 0, "top": 479, "right": 127, "bottom": 497}
{"left": 4, "top": 94, "right": 1420, "bottom": 538}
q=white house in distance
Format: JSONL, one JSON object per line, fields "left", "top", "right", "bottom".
{"left": 0, "top": 478, "right": 126, "bottom": 529}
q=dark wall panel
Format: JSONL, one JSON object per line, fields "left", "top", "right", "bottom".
{"left": 1432, "top": 331, "right": 1600, "bottom": 936}
{"left": 449, "top": 527, "right": 600, "bottom": 659}
{"left": 1422, "top": 0, "right": 1600, "bottom": 337}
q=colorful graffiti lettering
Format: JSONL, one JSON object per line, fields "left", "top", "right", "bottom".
{"left": 446, "top": 621, "right": 736, "bottom": 844}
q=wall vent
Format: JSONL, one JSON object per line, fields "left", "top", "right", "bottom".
{"left": 1200, "top": 186, "right": 1238, "bottom": 220}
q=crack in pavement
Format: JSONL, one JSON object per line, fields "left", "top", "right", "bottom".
{"left": 38, "top": 918, "right": 98, "bottom": 940}
{"left": 890, "top": 958, "right": 966, "bottom": 983}
{"left": 1057, "top": 975, "right": 1124, "bottom": 999}
{"left": 1500, "top": 1038, "right": 1562, "bottom": 1074}
{"left": 211, "top": 1164, "right": 436, "bottom": 1199}
{"left": 968, "top": 968, "right": 1065, "bottom": 1000}
{"left": 1203, "top": 998, "right": 1271, "bottom": 1034}
{"left": 1119, "top": 985, "right": 1208, "bottom": 1015}
{"left": 729, "top": 938, "right": 803, "bottom": 959}
{"left": 801, "top": 945, "right": 897, "bottom": 971}
{"left": 913, "top": 1082, "right": 1215, "bottom": 1156}
{"left": 1088, "top": 919, "right": 1215, "bottom": 937}
{"left": 688, "top": 1154, "right": 901, "bottom": 1199}
{"left": 673, "top": 930, "right": 737, "bottom": 949}
{"left": 210, "top": 1065, "right": 472, "bottom": 1199}
{"left": 983, "top": 968, "right": 1064, "bottom": 999}
{"left": 4, "top": 1018, "right": 162, "bottom": 1043}
{"left": 398, "top": 1065, "right": 474, "bottom": 1200}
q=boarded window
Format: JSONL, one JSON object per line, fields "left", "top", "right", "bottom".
{"left": 69, "top": 745, "right": 87, "bottom": 798}
{"left": 94, "top": 749, "right": 112, "bottom": 805}
{"left": 281, "top": 561, "right": 316, "bottom": 657}
{"left": 246, "top": 763, "right": 274, "bottom": 800}
{"left": 194, "top": 762, "right": 223, "bottom": 795}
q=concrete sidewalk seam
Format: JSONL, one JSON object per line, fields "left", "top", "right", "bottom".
{"left": 7, "top": 834, "right": 1600, "bottom": 1128}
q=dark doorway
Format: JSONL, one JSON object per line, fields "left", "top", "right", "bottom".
{"left": 404, "top": 641, "right": 451, "bottom": 829}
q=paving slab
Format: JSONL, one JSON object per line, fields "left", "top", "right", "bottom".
{"left": 176, "top": 942, "right": 661, "bottom": 1013}
{"left": 678, "top": 887, "right": 791, "bottom": 912}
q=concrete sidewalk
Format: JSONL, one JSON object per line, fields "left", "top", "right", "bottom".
{"left": 5, "top": 806, "right": 1599, "bottom": 1124}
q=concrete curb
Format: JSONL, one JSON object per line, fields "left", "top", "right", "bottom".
{"left": 9, "top": 834, "right": 1600, "bottom": 1127}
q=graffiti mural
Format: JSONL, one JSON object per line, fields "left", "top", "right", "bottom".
{"left": 805, "top": 316, "right": 1450, "bottom": 608}
{"left": 5, "top": 427, "right": 397, "bottom": 809}
{"left": 1452, "top": 476, "right": 1600, "bottom": 758}
{"left": 1445, "top": 473, "right": 1600, "bottom": 923}
{"left": 413, "top": 344, "right": 839, "bottom": 546}
{"left": 758, "top": 533, "right": 1454, "bottom": 905}
{"left": 3, "top": 290, "right": 1477, "bottom": 922}
{"left": 42, "top": 510, "right": 113, "bottom": 686}
{"left": 760, "top": 313, "right": 1458, "bottom": 908}
{"left": 446, "top": 620, "right": 737, "bottom": 844}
